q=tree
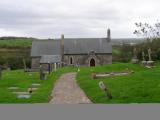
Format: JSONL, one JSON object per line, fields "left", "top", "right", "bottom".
{"left": 133, "top": 21, "right": 160, "bottom": 61}
{"left": 133, "top": 22, "right": 160, "bottom": 42}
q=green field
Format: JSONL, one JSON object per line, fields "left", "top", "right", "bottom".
{"left": 0, "top": 38, "right": 33, "bottom": 69}
{"left": 0, "top": 39, "right": 32, "bottom": 48}
{"left": 0, "top": 67, "right": 76, "bottom": 103}
{"left": 76, "top": 63, "right": 160, "bottom": 103}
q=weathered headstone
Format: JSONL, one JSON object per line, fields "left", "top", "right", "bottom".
{"left": 99, "top": 81, "right": 112, "bottom": 99}
{"left": 131, "top": 48, "right": 139, "bottom": 64}
{"left": 141, "top": 51, "right": 147, "bottom": 65}
{"left": 148, "top": 48, "right": 152, "bottom": 61}
{"left": 39, "top": 65, "right": 45, "bottom": 80}
{"left": 23, "top": 59, "right": 27, "bottom": 72}
{"left": 147, "top": 48, "right": 154, "bottom": 66}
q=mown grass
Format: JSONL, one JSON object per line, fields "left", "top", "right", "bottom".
{"left": 77, "top": 63, "right": 160, "bottom": 103}
{"left": 2, "top": 63, "right": 160, "bottom": 104}
{"left": 0, "top": 67, "right": 76, "bottom": 103}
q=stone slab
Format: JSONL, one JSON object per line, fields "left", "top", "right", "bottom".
{"left": 96, "top": 72, "right": 130, "bottom": 78}
{"left": 17, "top": 94, "right": 31, "bottom": 99}
{"left": 31, "top": 88, "right": 38, "bottom": 91}
{"left": 31, "top": 83, "right": 41, "bottom": 87}
{"left": 8, "top": 87, "right": 19, "bottom": 90}
{"left": 13, "top": 92, "right": 29, "bottom": 95}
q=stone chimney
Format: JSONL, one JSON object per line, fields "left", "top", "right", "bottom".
{"left": 61, "top": 34, "right": 64, "bottom": 65}
{"left": 107, "top": 28, "right": 111, "bottom": 42}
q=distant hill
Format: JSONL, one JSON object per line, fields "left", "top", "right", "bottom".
{"left": 0, "top": 37, "right": 36, "bottom": 48}
{"left": 0, "top": 37, "right": 36, "bottom": 40}
{"left": 0, "top": 36, "right": 146, "bottom": 48}
{"left": 111, "top": 38, "right": 146, "bottom": 46}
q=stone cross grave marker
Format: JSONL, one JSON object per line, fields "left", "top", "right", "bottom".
{"left": 141, "top": 51, "right": 147, "bottom": 65}
{"left": 142, "top": 51, "right": 145, "bottom": 61}
{"left": 131, "top": 48, "right": 139, "bottom": 64}
{"left": 147, "top": 48, "right": 154, "bottom": 66}
{"left": 133, "top": 48, "right": 138, "bottom": 59}
{"left": 148, "top": 48, "right": 152, "bottom": 61}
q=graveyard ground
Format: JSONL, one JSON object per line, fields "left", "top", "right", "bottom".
{"left": 76, "top": 63, "right": 160, "bottom": 103}
{"left": 0, "top": 67, "right": 76, "bottom": 103}
{"left": 0, "top": 63, "right": 160, "bottom": 103}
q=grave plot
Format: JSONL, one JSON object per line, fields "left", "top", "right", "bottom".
{"left": 7, "top": 83, "right": 41, "bottom": 99}
{"left": 12, "top": 92, "right": 31, "bottom": 99}
{"left": 14, "top": 91, "right": 32, "bottom": 99}
{"left": 91, "top": 71, "right": 134, "bottom": 79}
{"left": 8, "top": 87, "right": 19, "bottom": 90}
{"left": 17, "top": 94, "right": 31, "bottom": 99}
{"left": 31, "top": 83, "right": 41, "bottom": 87}
{"left": 31, "top": 88, "right": 38, "bottom": 91}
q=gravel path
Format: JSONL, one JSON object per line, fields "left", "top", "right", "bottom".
{"left": 50, "top": 73, "right": 91, "bottom": 104}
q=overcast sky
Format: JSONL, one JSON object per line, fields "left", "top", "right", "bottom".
{"left": 0, "top": 0, "right": 159, "bottom": 38}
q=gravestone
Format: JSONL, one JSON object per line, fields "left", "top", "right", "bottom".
{"left": 131, "top": 48, "right": 139, "bottom": 64}
{"left": 39, "top": 65, "right": 45, "bottom": 80}
{"left": 141, "top": 51, "right": 147, "bottom": 65}
{"left": 23, "top": 59, "right": 27, "bottom": 72}
{"left": 99, "top": 81, "right": 106, "bottom": 91}
{"left": 99, "top": 81, "right": 112, "bottom": 99}
{"left": 147, "top": 48, "right": 154, "bottom": 66}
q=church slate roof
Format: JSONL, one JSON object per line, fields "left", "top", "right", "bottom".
{"left": 40, "top": 55, "right": 61, "bottom": 63}
{"left": 31, "top": 38, "right": 112, "bottom": 57}
{"left": 63, "top": 38, "right": 112, "bottom": 54}
{"left": 31, "top": 40, "right": 61, "bottom": 57}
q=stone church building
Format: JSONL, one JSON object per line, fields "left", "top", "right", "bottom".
{"left": 30, "top": 29, "right": 112, "bottom": 70}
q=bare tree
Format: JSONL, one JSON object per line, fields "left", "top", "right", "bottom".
{"left": 134, "top": 22, "right": 160, "bottom": 42}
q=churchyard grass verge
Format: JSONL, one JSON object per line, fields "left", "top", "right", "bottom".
{"left": 1, "top": 62, "right": 160, "bottom": 104}
{"left": 76, "top": 63, "right": 160, "bottom": 103}
{"left": 0, "top": 67, "right": 76, "bottom": 103}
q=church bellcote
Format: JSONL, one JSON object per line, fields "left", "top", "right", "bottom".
{"left": 61, "top": 34, "right": 64, "bottom": 64}
{"left": 107, "top": 28, "right": 111, "bottom": 42}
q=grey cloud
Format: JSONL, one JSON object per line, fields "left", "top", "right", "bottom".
{"left": 0, "top": 0, "right": 159, "bottom": 38}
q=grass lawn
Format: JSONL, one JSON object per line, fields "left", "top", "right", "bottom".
{"left": 1, "top": 62, "right": 160, "bottom": 104}
{"left": 0, "top": 67, "right": 76, "bottom": 103}
{"left": 76, "top": 63, "right": 160, "bottom": 103}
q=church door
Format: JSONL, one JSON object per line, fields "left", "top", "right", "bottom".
{"left": 90, "top": 58, "right": 95, "bottom": 67}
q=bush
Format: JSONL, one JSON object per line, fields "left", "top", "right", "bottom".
{"left": 135, "top": 38, "right": 160, "bottom": 61}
